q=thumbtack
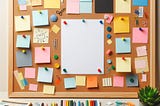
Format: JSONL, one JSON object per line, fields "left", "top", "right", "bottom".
{"left": 21, "top": 16, "right": 24, "bottom": 19}
{"left": 22, "top": 34, "right": 26, "bottom": 38}
{"left": 130, "top": 78, "right": 134, "bottom": 83}
{"left": 82, "top": 19, "right": 85, "bottom": 23}
{"left": 121, "top": 37, "right": 126, "bottom": 41}
{"left": 134, "top": 10, "right": 139, "bottom": 15}
{"left": 139, "top": 27, "right": 143, "bottom": 31}
{"left": 122, "top": 56, "right": 126, "bottom": 61}
{"left": 106, "top": 49, "right": 112, "bottom": 56}
{"left": 121, "top": 17, "right": 124, "bottom": 21}
{"left": 98, "top": 68, "right": 102, "bottom": 73}
{"left": 54, "top": 63, "right": 60, "bottom": 69}
{"left": 111, "top": 65, "right": 115, "bottom": 70}
{"left": 63, "top": 21, "right": 67, "bottom": 25}
{"left": 39, "top": 10, "right": 42, "bottom": 14}
{"left": 22, "top": 49, "right": 26, "bottom": 54}
{"left": 107, "top": 59, "right": 112, "bottom": 64}
{"left": 99, "top": 20, "right": 103, "bottom": 24}
{"left": 44, "top": 67, "right": 48, "bottom": 71}
{"left": 54, "top": 54, "right": 59, "bottom": 60}
{"left": 41, "top": 46, "right": 45, "bottom": 50}
{"left": 107, "top": 26, "right": 112, "bottom": 32}
{"left": 63, "top": 68, "right": 67, "bottom": 73}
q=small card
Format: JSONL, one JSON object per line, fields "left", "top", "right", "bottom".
{"left": 29, "top": 84, "right": 38, "bottom": 91}
{"left": 25, "top": 68, "right": 35, "bottom": 78}
{"left": 52, "top": 25, "right": 60, "bottom": 34}
{"left": 35, "top": 47, "right": 50, "bottom": 63}
{"left": 64, "top": 77, "right": 76, "bottom": 89}
{"left": 133, "top": 0, "right": 148, "bottom": 6}
{"left": 114, "top": 16, "right": 130, "bottom": 33}
{"left": 76, "top": 76, "right": 86, "bottom": 86}
{"left": 116, "top": 38, "right": 131, "bottom": 53}
{"left": 19, "top": 5, "right": 27, "bottom": 10}
{"left": 104, "top": 14, "right": 113, "bottom": 24}
{"left": 15, "top": 15, "right": 31, "bottom": 32}
{"left": 80, "top": 0, "right": 92, "bottom": 13}
{"left": 32, "top": 10, "right": 49, "bottom": 26}
{"left": 116, "top": 0, "right": 131, "bottom": 13}
{"left": 135, "top": 56, "right": 149, "bottom": 73}
{"left": 102, "top": 77, "right": 112, "bottom": 87}
{"left": 136, "top": 46, "right": 147, "bottom": 57}
{"left": 87, "top": 76, "right": 98, "bottom": 88}
{"left": 32, "top": 0, "right": 42, "bottom": 6}
{"left": 37, "top": 67, "right": 53, "bottom": 83}
{"left": 132, "top": 28, "right": 148, "bottom": 43}
{"left": 43, "top": 85, "right": 55, "bottom": 94}
{"left": 66, "top": 0, "right": 80, "bottom": 14}
{"left": 33, "top": 28, "right": 49, "bottom": 43}
{"left": 138, "top": 7, "right": 144, "bottom": 17}
{"left": 141, "top": 74, "right": 147, "bottom": 82}
{"left": 126, "top": 74, "right": 138, "bottom": 87}
{"left": 113, "top": 76, "right": 124, "bottom": 87}
{"left": 16, "top": 50, "right": 32, "bottom": 67}
{"left": 44, "top": 0, "right": 60, "bottom": 8}
{"left": 116, "top": 57, "right": 131, "bottom": 72}
{"left": 16, "top": 35, "right": 30, "bottom": 48}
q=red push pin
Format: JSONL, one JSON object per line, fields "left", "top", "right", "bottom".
{"left": 63, "top": 21, "right": 67, "bottom": 25}
{"left": 41, "top": 46, "right": 45, "bottom": 51}
{"left": 22, "top": 34, "right": 26, "bottom": 38}
{"left": 122, "top": 56, "right": 126, "bottom": 61}
{"left": 139, "top": 27, "right": 143, "bottom": 31}
{"left": 98, "top": 68, "right": 102, "bottom": 73}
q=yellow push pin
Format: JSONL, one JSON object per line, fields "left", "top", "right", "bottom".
{"left": 22, "top": 49, "right": 26, "bottom": 54}
{"left": 54, "top": 63, "right": 60, "bottom": 69}
{"left": 121, "top": 37, "right": 126, "bottom": 41}
{"left": 41, "top": 45, "right": 45, "bottom": 50}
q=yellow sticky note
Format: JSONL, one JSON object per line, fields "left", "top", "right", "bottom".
{"left": 76, "top": 76, "right": 86, "bottom": 86}
{"left": 52, "top": 25, "right": 60, "bottom": 34}
{"left": 43, "top": 85, "right": 55, "bottom": 95}
{"left": 32, "top": 0, "right": 42, "bottom": 6}
{"left": 44, "top": 0, "right": 60, "bottom": 8}
{"left": 135, "top": 56, "right": 149, "bottom": 73}
{"left": 15, "top": 15, "right": 31, "bottom": 32}
{"left": 116, "top": 0, "right": 131, "bottom": 13}
{"left": 114, "top": 16, "right": 129, "bottom": 33}
{"left": 116, "top": 57, "right": 131, "bottom": 72}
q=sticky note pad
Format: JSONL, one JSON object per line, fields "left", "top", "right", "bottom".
{"left": 66, "top": 0, "right": 80, "bottom": 14}
{"left": 113, "top": 76, "right": 124, "bottom": 87}
{"left": 95, "top": 0, "right": 113, "bottom": 13}
{"left": 135, "top": 56, "right": 149, "bottom": 73}
{"left": 35, "top": 47, "right": 50, "bottom": 63}
{"left": 116, "top": 0, "right": 131, "bottom": 13}
{"left": 18, "top": 0, "right": 27, "bottom": 5}
{"left": 44, "top": 0, "right": 60, "bottom": 8}
{"left": 19, "top": 5, "right": 27, "bottom": 11}
{"left": 16, "top": 35, "right": 30, "bottom": 48}
{"left": 126, "top": 74, "right": 138, "bottom": 87}
{"left": 64, "top": 78, "right": 76, "bottom": 89}
{"left": 37, "top": 67, "right": 53, "bottom": 83}
{"left": 87, "top": 76, "right": 98, "bottom": 88}
{"left": 80, "top": 0, "right": 92, "bottom": 13}
{"left": 114, "top": 16, "right": 129, "bottom": 33}
{"left": 32, "top": 10, "right": 49, "bottom": 26}
{"left": 33, "top": 28, "right": 49, "bottom": 43}
{"left": 76, "top": 76, "right": 86, "bottom": 86}
{"left": 116, "top": 38, "right": 131, "bottom": 53}
{"left": 16, "top": 50, "right": 32, "bottom": 67}
{"left": 102, "top": 77, "right": 112, "bottom": 87}
{"left": 32, "top": 0, "right": 42, "bottom": 6}
{"left": 29, "top": 84, "right": 38, "bottom": 91}
{"left": 15, "top": 15, "right": 31, "bottom": 32}
{"left": 43, "top": 85, "right": 55, "bottom": 94}
{"left": 116, "top": 57, "right": 131, "bottom": 72}
{"left": 52, "top": 25, "right": 60, "bottom": 34}
{"left": 132, "top": 28, "right": 148, "bottom": 43}
{"left": 25, "top": 68, "right": 35, "bottom": 78}
{"left": 136, "top": 46, "right": 147, "bottom": 57}
{"left": 133, "top": 0, "right": 148, "bottom": 6}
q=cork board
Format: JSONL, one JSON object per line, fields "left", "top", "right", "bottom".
{"left": 9, "top": 0, "right": 156, "bottom": 98}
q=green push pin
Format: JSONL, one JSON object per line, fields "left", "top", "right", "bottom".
{"left": 130, "top": 78, "right": 134, "bottom": 83}
{"left": 63, "top": 68, "right": 67, "bottom": 73}
{"left": 54, "top": 54, "right": 59, "bottom": 60}
{"left": 44, "top": 67, "right": 48, "bottom": 71}
{"left": 111, "top": 65, "right": 115, "bottom": 70}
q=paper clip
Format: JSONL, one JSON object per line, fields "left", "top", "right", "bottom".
{"left": 56, "top": 8, "right": 66, "bottom": 16}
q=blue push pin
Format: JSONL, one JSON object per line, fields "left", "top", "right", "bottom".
{"left": 82, "top": 19, "right": 85, "bottom": 23}
{"left": 107, "top": 26, "right": 112, "bottom": 32}
{"left": 135, "top": 10, "right": 139, "bottom": 15}
{"left": 107, "top": 34, "right": 112, "bottom": 39}
{"left": 21, "top": 16, "right": 24, "bottom": 19}
{"left": 99, "top": 20, "right": 103, "bottom": 24}
{"left": 139, "top": 27, "right": 143, "bottom": 31}
{"left": 50, "top": 14, "right": 58, "bottom": 22}
{"left": 107, "top": 59, "right": 112, "bottom": 64}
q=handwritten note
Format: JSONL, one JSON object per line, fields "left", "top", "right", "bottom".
{"left": 15, "top": 15, "right": 31, "bottom": 32}
{"left": 44, "top": 0, "right": 60, "bottom": 8}
{"left": 64, "top": 78, "right": 76, "bottom": 89}
{"left": 29, "top": 84, "right": 38, "bottom": 91}
{"left": 43, "top": 85, "right": 55, "bottom": 94}
{"left": 113, "top": 76, "right": 124, "bottom": 87}
{"left": 51, "top": 25, "right": 60, "bottom": 34}
{"left": 76, "top": 76, "right": 86, "bottom": 86}
{"left": 87, "top": 76, "right": 98, "bottom": 88}
{"left": 116, "top": 0, "right": 131, "bottom": 13}
{"left": 32, "top": 0, "right": 42, "bottom": 6}
{"left": 136, "top": 46, "right": 147, "bottom": 56}
{"left": 33, "top": 28, "right": 49, "bottom": 43}
{"left": 25, "top": 68, "right": 35, "bottom": 78}
{"left": 116, "top": 57, "right": 131, "bottom": 72}
{"left": 66, "top": 0, "right": 80, "bottom": 14}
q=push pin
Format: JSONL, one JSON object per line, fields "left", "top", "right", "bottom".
{"left": 82, "top": 19, "right": 85, "bottom": 23}
{"left": 121, "top": 17, "right": 124, "bottom": 21}
{"left": 139, "top": 27, "right": 143, "bottom": 31}
{"left": 63, "top": 21, "right": 67, "bottom": 25}
{"left": 44, "top": 67, "right": 48, "bottom": 71}
{"left": 122, "top": 56, "right": 126, "bottom": 61}
{"left": 111, "top": 65, "right": 115, "bottom": 70}
{"left": 107, "top": 59, "right": 112, "bottom": 64}
{"left": 41, "top": 46, "right": 45, "bottom": 50}
{"left": 98, "top": 68, "right": 102, "bottom": 73}
{"left": 22, "top": 34, "right": 26, "bottom": 38}
{"left": 39, "top": 10, "right": 42, "bottom": 14}
{"left": 21, "top": 16, "right": 24, "bottom": 19}
{"left": 134, "top": 10, "right": 139, "bottom": 15}
{"left": 63, "top": 68, "right": 67, "bottom": 73}
{"left": 54, "top": 63, "right": 60, "bottom": 69}
{"left": 99, "top": 20, "right": 103, "bottom": 24}
{"left": 106, "top": 49, "right": 112, "bottom": 56}
{"left": 130, "top": 78, "right": 134, "bottom": 83}
{"left": 54, "top": 54, "right": 59, "bottom": 60}
{"left": 121, "top": 37, "right": 126, "bottom": 41}
{"left": 22, "top": 49, "right": 26, "bottom": 54}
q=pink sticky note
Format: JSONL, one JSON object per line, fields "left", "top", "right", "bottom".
{"left": 25, "top": 68, "right": 36, "bottom": 78}
{"left": 104, "top": 14, "right": 114, "bottom": 24}
{"left": 66, "top": 0, "right": 80, "bottom": 14}
{"left": 29, "top": 84, "right": 38, "bottom": 91}
{"left": 135, "top": 60, "right": 146, "bottom": 69}
{"left": 136, "top": 46, "right": 147, "bottom": 56}
{"left": 19, "top": 5, "right": 27, "bottom": 11}
{"left": 132, "top": 28, "right": 148, "bottom": 43}
{"left": 35, "top": 47, "right": 50, "bottom": 63}
{"left": 113, "top": 76, "right": 124, "bottom": 87}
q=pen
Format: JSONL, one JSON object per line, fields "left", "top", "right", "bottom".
{"left": 61, "top": 100, "right": 63, "bottom": 106}
{"left": 78, "top": 101, "right": 81, "bottom": 106}
{"left": 86, "top": 100, "right": 89, "bottom": 106}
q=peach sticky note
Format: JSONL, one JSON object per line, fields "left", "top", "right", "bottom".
{"left": 43, "top": 85, "right": 55, "bottom": 94}
{"left": 29, "top": 84, "right": 38, "bottom": 91}
{"left": 136, "top": 46, "right": 147, "bottom": 56}
{"left": 113, "top": 76, "right": 124, "bottom": 87}
{"left": 87, "top": 76, "right": 98, "bottom": 88}
{"left": 35, "top": 47, "right": 50, "bottom": 63}
{"left": 132, "top": 28, "right": 148, "bottom": 43}
{"left": 25, "top": 68, "right": 35, "bottom": 78}
{"left": 44, "top": 0, "right": 60, "bottom": 8}
{"left": 76, "top": 76, "right": 86, "bottom": 86}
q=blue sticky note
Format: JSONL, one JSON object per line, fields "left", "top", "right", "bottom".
{"left": 21, "top": 78, "right": 28, "bottom": 86}
{"left": 116, "top": 38, "right": 131, "bottom": 53}
{"left": 16, "top": 35, "right": 30, "bottom": 48}
{"left": 32, "top": 10, "right": 49, "bottom": 26}
{"left": 133, "top": 0, "right": 148, "bottom": 6}
{"left": 18, "top": 0, "right": 27, "bottom": 5}
{"left": 37, "top": 67, "right": 53, "bottom": 83}
{"left": 64, "top": 78, "right": 76, "bottom": 89}
{"left": 80, "top": 0, "right": 92, "bottom": 13}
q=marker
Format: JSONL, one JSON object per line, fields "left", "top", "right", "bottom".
{"left": 82, "top": 19, "right": 85, "bottom": 23}
{"left": 70, "top": 100, "right": 73, "bottom": 106}
{"left": 63, "top": 21, "right": 67, "bottom": 25}
{"left": 73, "top": 101, "right": 76, "bottom": 106}
{"left": 122, "top": 56, "right": 126, "bottom": 61}
{"left": 21, "top": 16, "right": 24, "bottom": 19}
{"left": 81, "top": 102, "right": 84, "bottom": 106}
{"left": 99, "top": 20, "right": 103, "bottom": 24}
{"left": 98, "top": 68, "right": 102, "bottom": 73}
{"left": 41, "top": 46, "right": 45, "bottom": 50}
{"left": 41, "top": 103, "right": 44, "bottom": 106}
{"left": 139, "top": 27, "right": 143, "bottom": 31}
{"left": 78, "top": 101, "right": 81, "bottom": 106}
{"left": 63, "top": 68, "right": 67, "bottom": 73}
{"left": 22, "top": 49, "right": 26, "bottom": 54}
{"left": 86, "top": 100, "right": 89, "bottom": 106}
{"left": 22, "top": 34, "right": 26, "bottom": 38}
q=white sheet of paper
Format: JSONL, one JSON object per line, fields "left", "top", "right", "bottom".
{"left": 61, "top": 19, "right": 104, "bottom": 74}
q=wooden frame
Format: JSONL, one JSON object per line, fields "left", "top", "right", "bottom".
{"left": 8, "top": 0, "right": 156, "bottom": 98}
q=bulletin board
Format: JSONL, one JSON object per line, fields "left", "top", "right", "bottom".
{"left": 9, "top": 0, "right": 156, "bottom": 98}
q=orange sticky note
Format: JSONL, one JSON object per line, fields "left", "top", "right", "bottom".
{"left": 87, "top": 76, "right": 98, "bottom": 88}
